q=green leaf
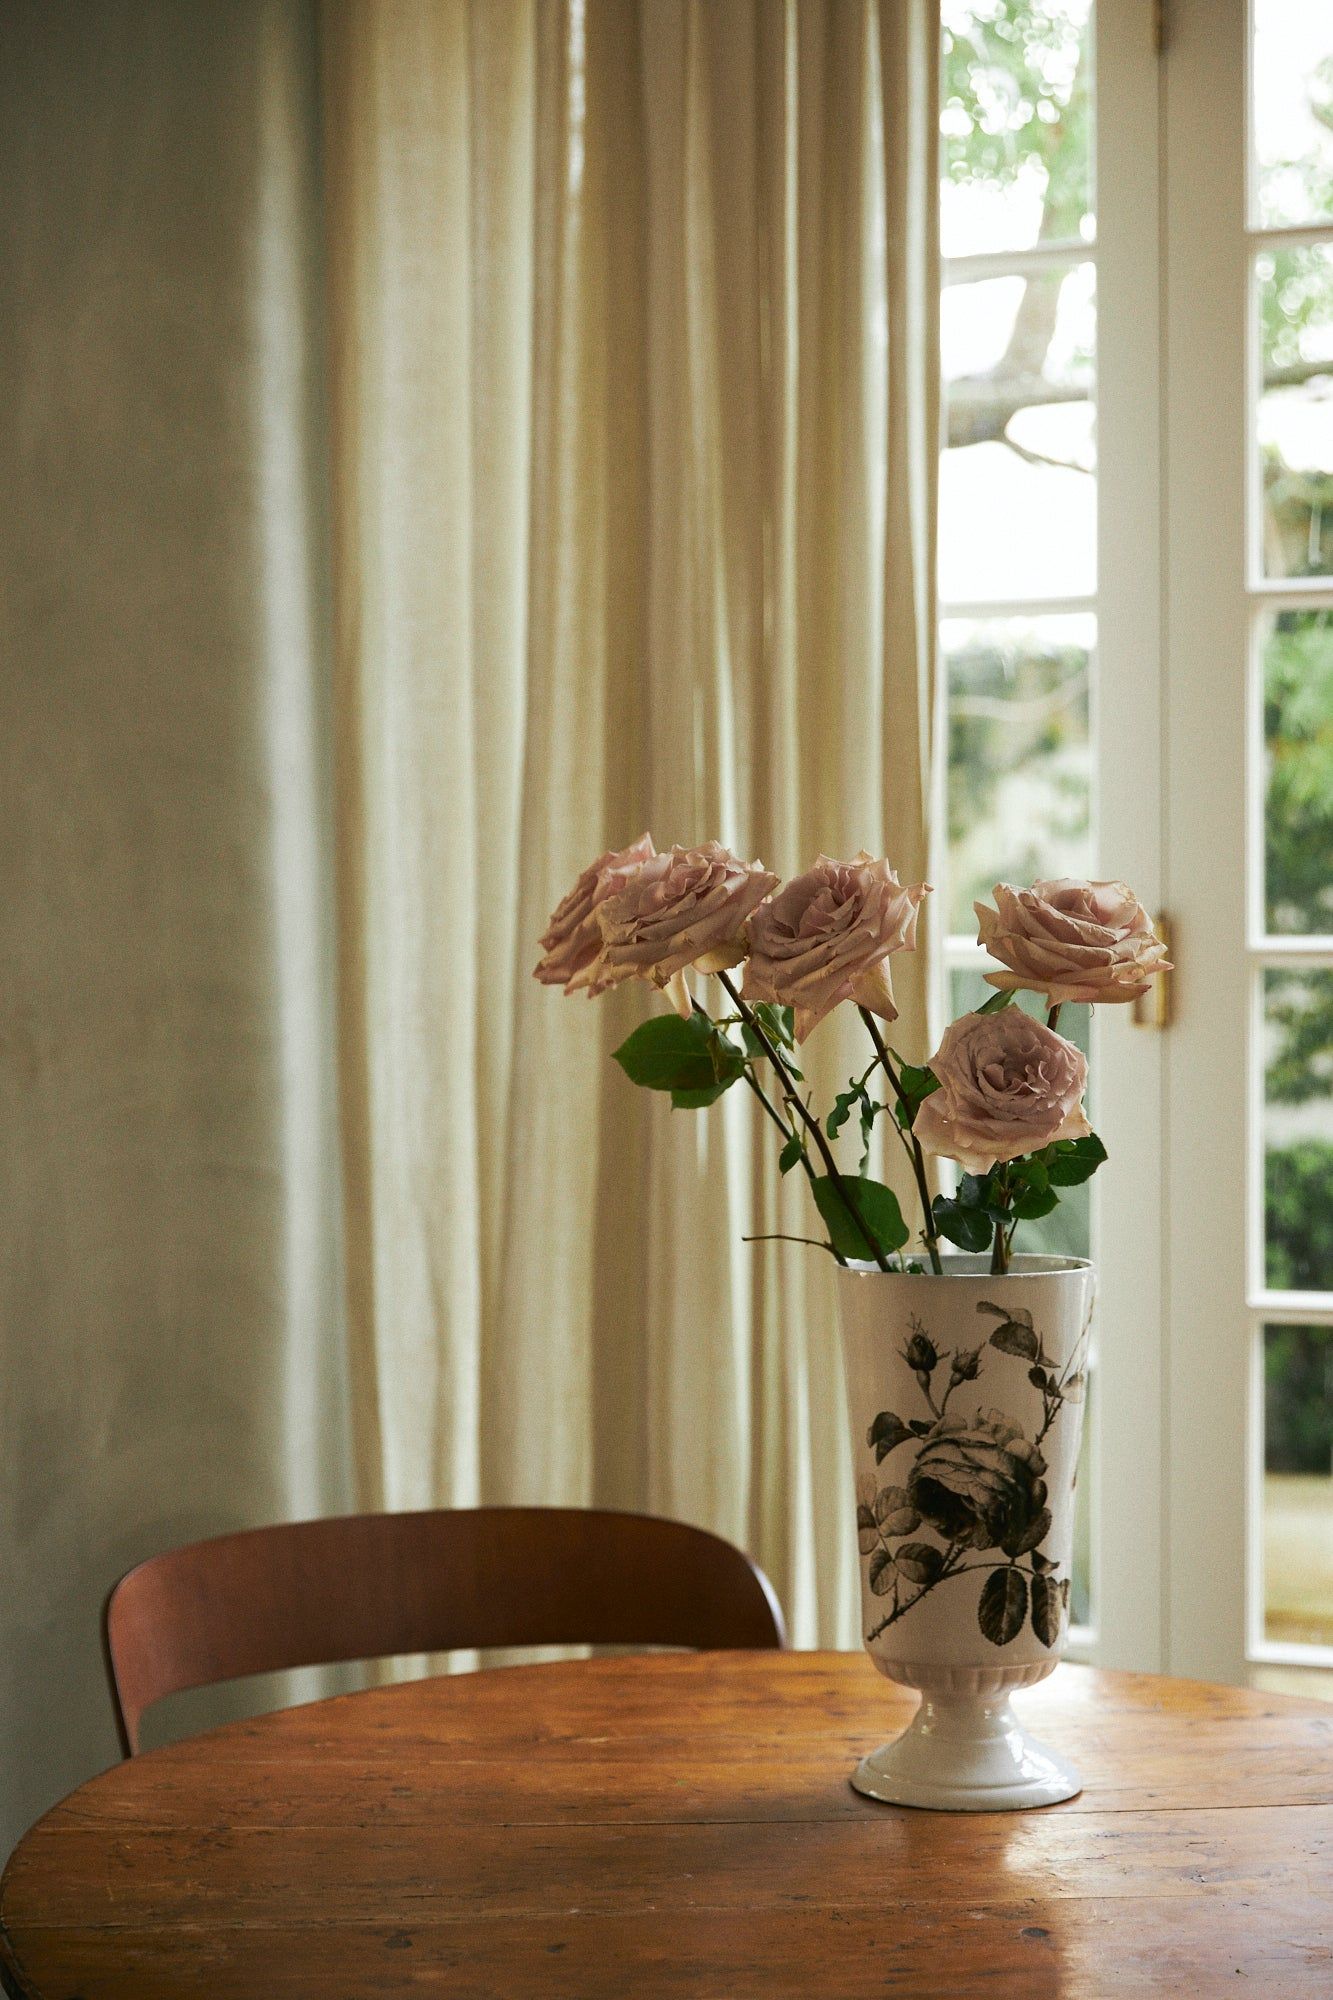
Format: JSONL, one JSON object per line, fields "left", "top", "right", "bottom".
{"left": 812, "top": 1175, "right": 909, "bottom": 1262}
{"left": 1013, "top": 1185, "right": 1059, "bottom": 1220}
{"left": 755, "top": 1002, "right": 796, "bottom": 1049}
{"left": 1031, "top": 1571, "right": 1064, "bottom": 1648}
{"left": 671, "top": 1080, "right": 734, "bottom": 1109}
{"left": 827, "top": 1090, "right": 857, "bottom": 1140}
{"left": 932, "top": 1196, "right": 993, "bottom": 1254}
{"left": 975, "top": 987, "right": 1017, "bottom": 1014}
{"left": 1044, "top": 1132, "right": 1108, "bottom": 1186}
{"left": 778, "top": 1131, "right": 804, "bottom": 1176}
{"left": 613, "top": 1013, "right": 730, "bottom": 1093}
{"left": 892, "top": 1064, "right": 932, "bottom": 1112}
{"left": 742, "top": 1006, "right": 802, "bottom": 1076}
{"left": 978, "top": 1566, "right": 1028, "bottom": 1646}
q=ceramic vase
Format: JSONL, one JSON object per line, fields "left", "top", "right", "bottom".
{"left": 837, "top": 1253, "right": 1094, "bottom": 1811}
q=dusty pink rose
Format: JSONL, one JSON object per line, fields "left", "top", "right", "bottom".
{"left": 976, "top": 879, "right": 1171, "bottom": 1006}
{"left": 533, "top": 833, "right": 656, "bottom": 995}
{"left": 741, "top": 852, "right": 930, "bottom": 1041}
{"left": 593, "top": 841, "right": 779, "bottom": 1002}
{"left": 913, "top": 1007, "right": 1090, "bottom": 1173}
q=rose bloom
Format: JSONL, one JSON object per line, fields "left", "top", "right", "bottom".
{"left": 907, "top": 1411, "right": 1050, "bottom": 1558}
{"left": 913, "top": 1006, "right": 1090, "bottom": 1173}
{"left": 976, "top": 878, "right": 1171, "bottom": 1006}
{"left": 533, "top": 833, "right": 656, "bottom": 995}
{"left": 593, "top": 841, "right": 779, "bottom": 1003}
{"left": 741, "top": 852, "right": 930, "bottom": 1041}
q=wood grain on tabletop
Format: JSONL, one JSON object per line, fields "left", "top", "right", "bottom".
{"left": 2, "top": 1651, "right": 1331, "bottom": 1998}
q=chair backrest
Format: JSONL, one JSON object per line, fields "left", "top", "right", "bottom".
{"left": 103, "top": 1506, "right": 786, "bottom": 1754}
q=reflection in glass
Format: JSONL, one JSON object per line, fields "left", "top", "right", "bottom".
{"left": 946, "top": 969, "right": 1093, "bottom": 1265}
{"left": 941, "top": 0, "right": 1094, "bottom": 259}
{"left": 1253, "top": 0, "right": 1333, "bottom": 228}
{"left": 944, "top": 615, "right": 1093, "bottom": 933}
{"left": 940, "top": 264, "right": 1096, "bottom": 602}
{"left": 1261, "top": 608, "right": 1333, "bottom": 936}
{"left": 1258, "top": 246, "right": 1333, "bottom": 580}
{"left": 1265, "top": 970, "right": 1333, "bottom": 1296}
{"left": 1264, "top": 1323, "right": 1333, "bottom": 1647}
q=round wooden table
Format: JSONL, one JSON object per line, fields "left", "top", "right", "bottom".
{"left": 2, "top": 1652, "right": 1331, "bottom": 1998}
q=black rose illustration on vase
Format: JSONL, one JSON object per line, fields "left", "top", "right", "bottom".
{"left": 858, "top": 1305, "right": 1085, "bottom": 1649}
{"left": 908, "top": 1414, "right": 1050, "bottom": 1558}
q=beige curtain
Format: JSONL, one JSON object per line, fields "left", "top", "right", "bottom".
{"left": 1, "top": 0, "right": 349, "bottom": 1853}
{"left": 322, "top": 0, "right": 938, "bottom": 1648}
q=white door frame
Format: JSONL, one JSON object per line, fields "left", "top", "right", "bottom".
{"left": 1090, "top": 0, "right": 1171, "bottom": 1675}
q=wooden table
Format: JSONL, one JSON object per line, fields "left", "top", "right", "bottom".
{"left": 2, "top": 1652, "right": 1331, "bottom": 1998}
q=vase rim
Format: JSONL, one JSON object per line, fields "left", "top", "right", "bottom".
{"left": 839, "top": 1253, "right": 1093, "bottom": 1279}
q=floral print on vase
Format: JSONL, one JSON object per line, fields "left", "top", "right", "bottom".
{"left": 857, "top": 1300, "right": 1088, "bottom": 1650}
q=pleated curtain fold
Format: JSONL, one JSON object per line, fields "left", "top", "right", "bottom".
{"left": 321, "top": 0, "right": 939, "bottom": 1648}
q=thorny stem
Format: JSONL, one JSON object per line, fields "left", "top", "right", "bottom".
{"left": 1046, "top": 1003, "right": 1063, "bottom": 1033}
{"left": 989, "top": 1165, "right": 1014, "bottom": 1276}
{"left": 1033, "top": 1306, "right": 1094, "bottom": 1448}
{"left": 856, "top": 1008, "right": 945, "bottom": 1276}
{"left": 865, "top": 1549, "right": 1056, "bottom": 1641}
{"left": 717, "top": 972, "right": 891, "bottom": 1273}
{"left": 865, "top": 1539, "right": 968, "bottom": 1641}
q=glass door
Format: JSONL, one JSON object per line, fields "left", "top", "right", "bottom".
{"left": 1247, "top": 0, "right": 1333, "bottom": 1688}
{"left": 937, "top": 0, "right": 1168, "bottom": 1670}
{"left": 1163, "top": 0, "right": 1333, "bottom": 1688}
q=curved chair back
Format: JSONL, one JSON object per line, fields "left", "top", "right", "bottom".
{"left": 103, "top": 1506, "right": 786, "bottom": 1754}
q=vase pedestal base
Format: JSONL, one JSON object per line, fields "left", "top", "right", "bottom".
{"left": 851, "top": 1691, "right": 1082, "bottom": 1812}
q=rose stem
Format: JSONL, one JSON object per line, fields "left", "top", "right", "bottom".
{"left": 856, "top": 1007, "right": 945, "bottom": 1277}
{"left": 741, "top": 1233, "right": 836, "bottom": 1256}
{"left": 715, "top": 971, "right": 891, "bottom": 1273}
{"left": 1046, "top": 1002, "right": 1062, "bottom": 1033}
{"left": 691, "top": 999, "right": 819, "bottom": 1193}
{"left": 989, "top": 1165, "right": 1013, "bottom": 1276}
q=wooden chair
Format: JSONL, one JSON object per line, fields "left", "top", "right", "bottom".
{"left": 102, "top": 1506, "right": 786, "bottom": 1755}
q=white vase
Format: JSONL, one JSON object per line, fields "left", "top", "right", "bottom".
{"left": 837, "top": 1253, "right": 1094, "bottom": 1811}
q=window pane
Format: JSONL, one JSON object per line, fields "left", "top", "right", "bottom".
{"left": 1253, "top": 0, "right": 1333, "bottom": 228}
{"left": 1264, "top": 1323, "right": 1333, "bottom": 1647}
{"left": 1258, "top": 246, "right": 1333, "bottom": 581}
{"left": 1261, "top": 608, "right": 1333, "bottom": 936}
{"left": 946, "top": 969, "right": 1093, "bottom": 1264}
{"left": 941, "top": 263, "right": 1096, "bottom": 602}
{"left": 941, "top": 0, "right": 1094, "bottom": 259}
{"left": 1265, "top": 969, "right": 1333, "bottom": 1295}
{"left": 944, "top": 614, "right": 1094, "bottom": 933}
